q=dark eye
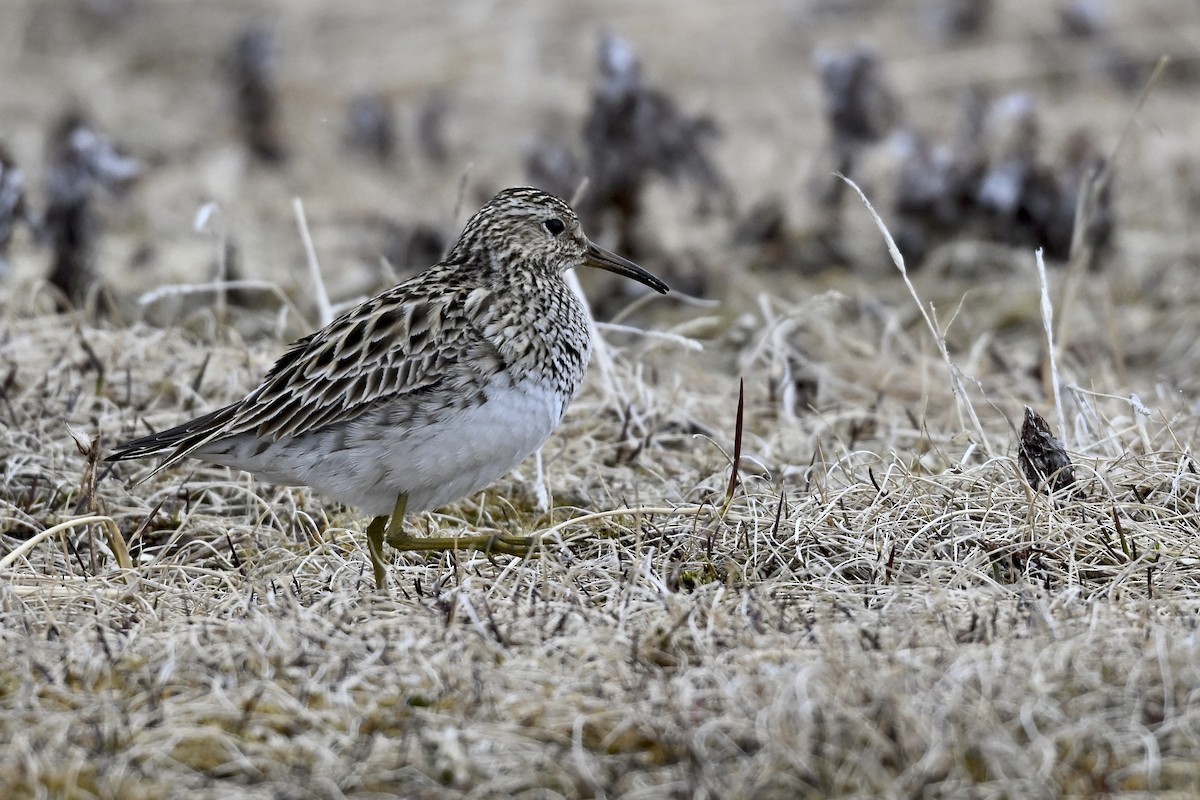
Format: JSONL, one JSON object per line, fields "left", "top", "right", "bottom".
{"left": 543, "top": 218, "right": 566, "bottom": 236}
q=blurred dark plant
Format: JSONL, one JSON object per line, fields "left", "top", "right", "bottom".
{"left": 0, "top": 144, "right": 29, "bottom": 277}
{"left": 344, "top": 93, "right": 398, "bottom": 164}
{"left": 382, "top": 220, "right": 448, "bottom": 279}
{"left": 892, "top": 91, "right": 1112, "bottom": 266}
{"left": 1059, "top": 0, "right": 1106, "bottom": 37}
{"left": 225, "top": 26, "right": 286, "bottom": 163}
{"left": 815, "top": 46, "right": 900, "bottom": 209}
{"left": 43, "top": 112, "right": 140, "bottom": 310}
{"left": 527, "top": 32, "right": 727, "bottom": 256}
{"left": 525, "top": 136, "right": 580, "bottom": 206}
{"left": 922, "top": 0, "right": 993, "bottom": 40}
{"left": 811, "top": 46, "right": 1112, "bottom": 270}
{"left": 417, "top": 93, "right": 452, "bottom": 164}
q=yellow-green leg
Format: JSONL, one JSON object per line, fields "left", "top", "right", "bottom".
{"left": 365, "top": 493, "right": 409, "bottom": 592}
{"left": 382, "top": 492, "right": 409, "bottom": 548}
{"left": 377, "top": 491, "right": 538, "bottom": 559}
{"left": 367, "top": 490, "right": 543, "bottom": 589}
{"left": 365, "top": 514, "right": 390, "bottom": 592}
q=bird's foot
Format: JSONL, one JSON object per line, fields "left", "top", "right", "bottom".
{"left": 385, "top": 532, "right": 537, "bottom": 558}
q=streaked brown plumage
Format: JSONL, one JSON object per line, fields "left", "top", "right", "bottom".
{"left": 108, "top": 187, "right": 668, "bottom": 587}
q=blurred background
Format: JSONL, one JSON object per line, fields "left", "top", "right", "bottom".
{"left": 1, "top": 0, "right": 1199, "bottom": 388}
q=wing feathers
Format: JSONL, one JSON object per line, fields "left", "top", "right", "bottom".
{"left": 107, "top": 274, "right": 507, "bottom": 469}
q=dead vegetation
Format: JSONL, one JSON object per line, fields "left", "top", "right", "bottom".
{"left": 4, "top": 1, "right": 1200, "bottom": 797}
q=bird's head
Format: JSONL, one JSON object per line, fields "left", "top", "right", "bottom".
{"left": 450, "top": 187, "right": 668, "bottom": 294}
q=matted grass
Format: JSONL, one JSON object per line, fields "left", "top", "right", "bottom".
{"left": 5, "top": 1, "right": 1200, "bottom": 797}
{"left": 4, "top": 268, "right": 1200, "bottom": 797}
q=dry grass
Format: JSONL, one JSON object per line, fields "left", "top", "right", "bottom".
{"left": 5, "top": 1, "right": 1200, "bottom": 798}
{"left": 5, "top": 272, "right": 1200, "bottom": 797}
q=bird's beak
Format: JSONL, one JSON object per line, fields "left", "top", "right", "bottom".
{"left": 583, "top": 240, "right": 669, "bottom": 294}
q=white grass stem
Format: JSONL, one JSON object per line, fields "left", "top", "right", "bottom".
{"left": 193, "top": 201, "right": 228, "bottom": 323}
{"left": 567, "top": 269, "right": 619, "bottom": 405}
{"left": 293, "top": 197, "right": 333, "bottom": 328}
{"left": 533, "top": 448, "right": 550, "bottom": 513}
{"left": 1035, "top": 248, "right": 1068, "bottom": 449}
{"left": 840, "top": 175, "right": 990, "bottom": 453}
{"left": 139, "top": 280, "right": 285, "bottom": 305}
{"left": 0, "top": 515, "right": 131, "bottom": 573}
{"left": 594, "top": 321, "right": 704, "bottom": 351}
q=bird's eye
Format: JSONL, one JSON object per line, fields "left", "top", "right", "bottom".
{"left": 543, "top": 218, "right": 566, "bottom": 236}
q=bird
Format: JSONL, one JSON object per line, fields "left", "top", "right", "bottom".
{"left": 107, "top": 187, "right": 669, "bottom": 589}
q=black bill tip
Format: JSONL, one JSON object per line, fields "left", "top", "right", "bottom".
{"left": 583, "top": 241, "right": 669, "bottom": 294}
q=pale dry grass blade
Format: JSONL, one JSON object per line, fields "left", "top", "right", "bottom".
{"left": 840, "top": 173, "right": 991, "bottom": 453}
{"left": 293, "top": 196, "right": 333, "bottom": 328}
{"left": 1034, "top": 248, "right": 1067, "bottom": 447}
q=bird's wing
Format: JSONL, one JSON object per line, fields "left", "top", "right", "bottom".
{"left": 108, "top": 278, "right": 507, "bottom": 474}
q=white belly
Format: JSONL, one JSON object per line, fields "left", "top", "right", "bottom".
{"left": 200, "top": 382, "right": 567, "bottom": 516}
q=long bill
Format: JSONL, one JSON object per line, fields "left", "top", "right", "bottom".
{"left": 583, "top": 240, "right": 670, "bottom": 294}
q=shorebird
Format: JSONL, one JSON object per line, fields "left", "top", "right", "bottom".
{"left": 107, "top": 187, "right": 668, "bottom": 588}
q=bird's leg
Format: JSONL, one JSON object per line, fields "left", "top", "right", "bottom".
{"left": 366, "top": 493, "right": 411, "bottom": 591}
{"left": 382, "top": 492, "right": 410, "bottom": 548}
{"left": 365, "top": 514, "right": 389, "bottom": 592}
{"left": 382, "top": 492, "right": 537, "bottom": 557}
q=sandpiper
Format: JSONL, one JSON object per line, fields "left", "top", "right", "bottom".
{"left": 108, "top": 187, "right": 668, "bottom": 588}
